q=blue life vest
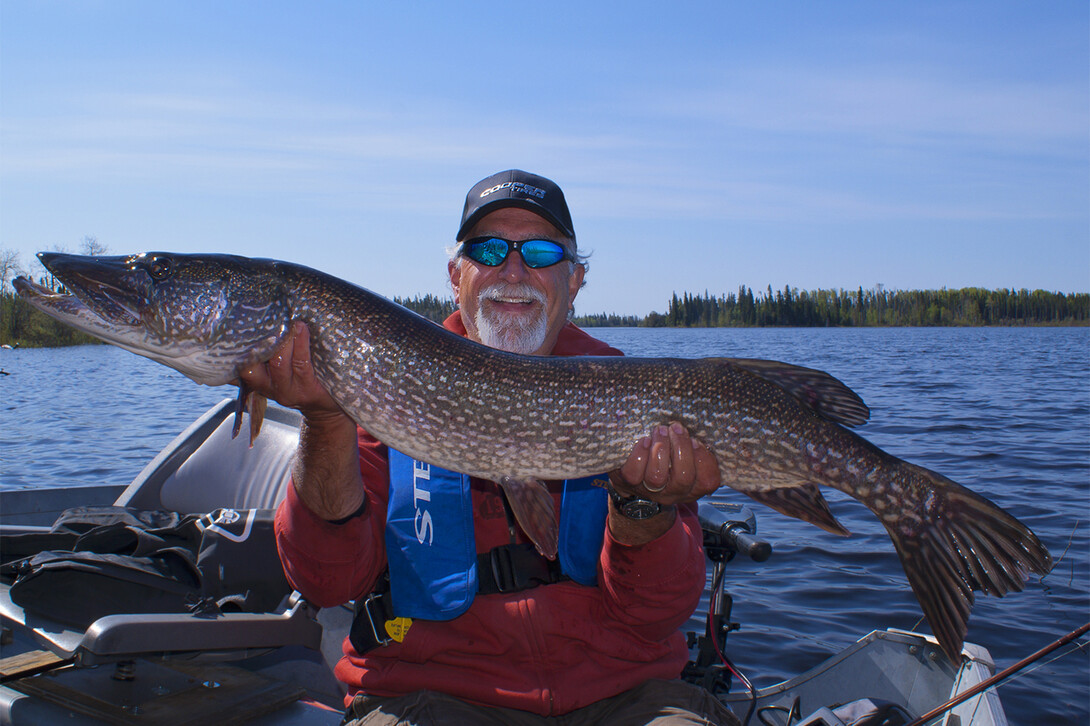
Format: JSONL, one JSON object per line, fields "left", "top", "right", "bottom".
{"left": 384, "top": 449, "right": 608, "bottom": 620}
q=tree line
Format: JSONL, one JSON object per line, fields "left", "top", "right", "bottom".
{"left": 577, "top": 285, "right": 1089, "bottom": 328}
{"left": 394, "top": 285, "right": 1089, "bottom": 327}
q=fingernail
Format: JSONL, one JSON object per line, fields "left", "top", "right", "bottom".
{"left": 670, "top": 422, "right": 684, "bottom": 435}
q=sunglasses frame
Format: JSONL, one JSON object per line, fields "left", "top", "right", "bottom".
{"left": 460, "top": 236, "right": 575, "bottom": 269}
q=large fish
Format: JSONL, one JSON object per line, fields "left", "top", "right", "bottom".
{"left": 15, "top": 251, "right": 1051, "bottom": 660}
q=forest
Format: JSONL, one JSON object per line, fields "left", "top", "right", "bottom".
{"left": 612, "top": 285, "right": 1090, "bottom": 328}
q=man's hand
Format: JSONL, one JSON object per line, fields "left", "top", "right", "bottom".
{"left": 607, "top": 422, "right": 720, "bottom": 545}
{"left": 239, "top": 321, "right": 365, "bottom": 522}
{"left": 614, "top": 422, "right": 719, "bottom": 503}
{"left": 238, "top": 321, "right": 342, "bottom": 422}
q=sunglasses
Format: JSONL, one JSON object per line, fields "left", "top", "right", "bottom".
{"left": 461, "top": 236, "right": 575, "bottom": 269}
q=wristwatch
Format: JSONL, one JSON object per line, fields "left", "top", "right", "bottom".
{"left": 605, "top": 481, "right": 663, "bottom": 520}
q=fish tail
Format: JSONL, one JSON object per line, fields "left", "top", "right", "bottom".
{"left": 882, "top": 462, "right": 1052, "bottom": 661}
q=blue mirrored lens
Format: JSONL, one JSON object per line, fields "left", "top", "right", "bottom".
{"left": 465, "top": 238, "right": 509, "bottom": 266}
{"left": 519, "top": 240, "right": 566, "bottom": 268}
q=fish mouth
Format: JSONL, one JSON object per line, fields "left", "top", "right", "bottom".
{"left": 35, "top": 252, "right": 149, "bottom": 327}
{"left": 12, "top": 276, "right": 100, "bottom": 321}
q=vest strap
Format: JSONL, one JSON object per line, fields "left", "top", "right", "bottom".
{"left": 477, "top": 543, "right": 568, "bottom": 595}
{"left": 349, "top": 542, "right": 571, "bottom": 655}
{"left": 349, "top": 573, "right": 394, "bottom": 655}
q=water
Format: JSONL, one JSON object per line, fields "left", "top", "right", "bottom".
{"left": 1, "top": 328, "right": 1088, "bottom": 723}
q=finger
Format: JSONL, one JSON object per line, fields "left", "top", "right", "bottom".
{"left": 668, "top": 422, "right": 696, "bottom": 488}
{"left": 644, "top": 426, "right": 671, "bottom": 491}
{"left": 618, "top": 436, "right": 651, "bottom": 488}
{"left": 693, "top": 441, "right": 720, "bottom": 496}
{"left": 266, "top": 324, "right": 299, "bottom": 390}
{"left": 237, "top": 359, "right": 270, "bottom": 391}
{"left": 290, "top": 322, "right": 313, "bottom": 378}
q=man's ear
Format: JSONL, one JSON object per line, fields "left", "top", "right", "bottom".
{"left": 448, "top": 258, "right": 462, "bottom": 305}
{"left": 567, "top": 263, "right": 585, "bottom": 304}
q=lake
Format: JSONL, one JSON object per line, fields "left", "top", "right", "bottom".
{"left": 1, "top": 327, "right": 1087, "bottom": 724}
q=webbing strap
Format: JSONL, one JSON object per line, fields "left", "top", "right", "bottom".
{"left": 348, "top": 543, "right": 569, "bottom": 654}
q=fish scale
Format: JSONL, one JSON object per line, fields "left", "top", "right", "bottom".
{"left": 14, "top": 250, "right": 1052, "bottom": 663}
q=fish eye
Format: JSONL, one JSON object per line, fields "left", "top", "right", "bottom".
{"left": 148, "top": 256, "right": 174, "bottom": 280}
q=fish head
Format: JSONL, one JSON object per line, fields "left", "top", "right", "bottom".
{"left": 15, "top": 251, "right": 292, "bottom": 386}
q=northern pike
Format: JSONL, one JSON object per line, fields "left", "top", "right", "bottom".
{"left": 15, "top": 251, "right": 1051, "bottom": 660}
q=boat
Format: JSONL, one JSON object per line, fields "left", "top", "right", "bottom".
{"left": 0, "top": 398, "right": 1006, "bottom": 725}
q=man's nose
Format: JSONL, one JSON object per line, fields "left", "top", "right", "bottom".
{"left": 498, "top": 251, "right": 530, "bottom": 282}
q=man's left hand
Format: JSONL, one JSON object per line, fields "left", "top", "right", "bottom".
{"left": 612, "top": 422, "right": 719, "bottom": 504}
{"left": 606, "top": 422, "right": 719, "bottom": 546}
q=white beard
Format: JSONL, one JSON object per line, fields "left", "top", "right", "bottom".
{"left": 474, "top": 283, "right": 548, "bottom": 354}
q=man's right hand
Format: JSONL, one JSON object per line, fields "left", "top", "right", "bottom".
{"left": 238, "top": 321, "right": 342, "bottom": 422}
{"left": 239, "top": 321, "right": 366, "bottom": 522}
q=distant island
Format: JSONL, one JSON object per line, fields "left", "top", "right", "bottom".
{"left": 2, "top": 283, "right": 1085, "bottom": 349}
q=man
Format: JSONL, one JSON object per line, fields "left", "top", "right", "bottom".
{"left": 241, "top": 170, "right": 739, "bottom": 725}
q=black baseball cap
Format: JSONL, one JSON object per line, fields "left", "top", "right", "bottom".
{"left": 457, "top": 170, "right": 575, "bottom": 241}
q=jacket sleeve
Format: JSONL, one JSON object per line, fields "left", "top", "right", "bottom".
{"left": 274, "top": 429, "right": 390, "bottom": 608}
{"left": 597, "top": 503, "right": 706, "bottom": 641}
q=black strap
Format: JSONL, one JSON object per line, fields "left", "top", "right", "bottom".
{"left": 476, "top": 543, "right": 568, "bottom": 594}
{"left": 349, "top": 572, "right": 395, "bottom": 655}
{"left": 348, "top": 544, "right": 568, "bottom": 655}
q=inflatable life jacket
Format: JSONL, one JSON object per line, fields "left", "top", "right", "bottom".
{"left": 349, "top": 450, "right": 609, "bottom": 654}
{"left": 384, "top": 449, "right": 608, "bottom": 619}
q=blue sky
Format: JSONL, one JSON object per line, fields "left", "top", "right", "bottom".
{"left": 2, "top": 2, "right": 1087, "bottom": 316}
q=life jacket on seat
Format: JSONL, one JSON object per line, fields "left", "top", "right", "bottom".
{"left": 349, "top": 449, "right": 609, "bottom": 653}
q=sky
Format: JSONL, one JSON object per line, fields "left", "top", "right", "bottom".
{"left": 1, "top": 1, "right": 1087, "bottom": 316}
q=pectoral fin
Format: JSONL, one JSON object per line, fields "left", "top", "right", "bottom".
{"left": 499, "top": 477, "right": 559, "bottom": 560}
{"left": 232, "top": 383, "right": 267, "bottom": 447}
{"left": 247, "top": 393, "right": 267, "bottom": 446}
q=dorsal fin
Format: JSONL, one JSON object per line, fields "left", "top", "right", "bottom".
{"left": 726, "top": 358, "right": 870, "bottom": 427}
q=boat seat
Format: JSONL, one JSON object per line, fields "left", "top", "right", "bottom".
{"left": 114, "top": 397, "right": 302, "bottom": 513}
{"left": 0, "top": 399, "right": 324, "bottom": 668}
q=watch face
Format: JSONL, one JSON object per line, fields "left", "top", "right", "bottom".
{"left": 622, "top": 499, "right": 662, "bottom": 520}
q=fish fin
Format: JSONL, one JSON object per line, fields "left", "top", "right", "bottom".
{"left": 499, "top": 477, "right": 559, "bottom": 560}
{"left": 247, "top": 393, "right": 267, "bottom": 447}
{"left": 726, "top": 358, "right": 870, "bottom": 427}
{"left": 231, "top": 383, "right": 267, "bottom": 447}
{"left": 745, "top": 484, "right": 851, "bottom": 537}
{"left": 882, "top": 462, "right": 1053, "bottom": 662}
{"left": 232, "top": 383, "right": 250, "bottom": 439}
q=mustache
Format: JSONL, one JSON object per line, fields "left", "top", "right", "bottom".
{"left": 478, "top": 282, "right": 547, "bottom": 306}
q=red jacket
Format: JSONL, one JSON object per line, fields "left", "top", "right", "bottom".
{"left": 275, "top": 315, "right": 707, "bottom": 716}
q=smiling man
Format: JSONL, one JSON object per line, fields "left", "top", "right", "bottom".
{"left": 448, "top": 172, "right": 585, "bottom": 356}
{"left": 245, "top": 170, "right": 738, "bottom": 725}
